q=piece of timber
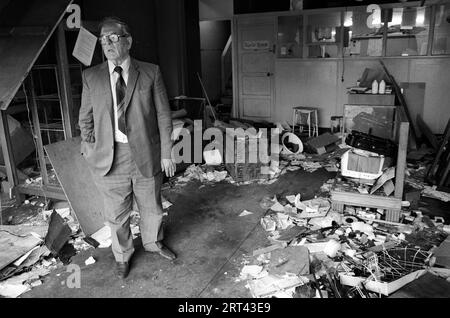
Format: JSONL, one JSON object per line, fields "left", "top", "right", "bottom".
{"left": 44, "top": 137, "right": 104, "bottom": 236}
{"left": 55, "top": 24, "right": 75, "bottom": 139}
{"left": 16, "top": 183, "right": 66, "bottom": 201}
{"left": 379, "top": 60, "right": 417, "bottom": 149}
{"left": 417, "top": 115, "right": 438, "bottom": 150}
{"left": 394, "top": 122, "right": 409, "bottom": 200}
{"left": 330, "top": 190, "right": 402, "bottom": 210}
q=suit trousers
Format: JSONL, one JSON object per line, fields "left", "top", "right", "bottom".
{"left": 94, "top": 142, "right": 164, "bottom": 262}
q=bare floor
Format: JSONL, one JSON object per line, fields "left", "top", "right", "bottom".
{"left": 21, "top": 169, "right": 333, "bottom": 298}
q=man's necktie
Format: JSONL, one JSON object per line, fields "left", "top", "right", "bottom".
{"left": 114, "top": 66, "right": 127, "bottom": 135}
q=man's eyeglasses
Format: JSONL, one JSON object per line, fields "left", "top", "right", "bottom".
{"left": 98, "top": 33, "right": 129, "bottom": 44}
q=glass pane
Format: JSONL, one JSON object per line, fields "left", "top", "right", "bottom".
{"left": 344, "top": 8, "right": 385, "bottom": 57}
{"left": 386, "top": 6, "right": 431, "bottom": 56}
{"left": 306, "top": 12, "right": 341, "bottom": 58}
{"left": 433, "top": 4, "right": 450, "bottom": 55}
{"left": 277, "top": 15, "right": 303, "bottom": 58}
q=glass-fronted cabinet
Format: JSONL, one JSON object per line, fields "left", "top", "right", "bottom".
{"left": 277, "top": 15, "right": 303, "bottom": 58}
{"left": 344, "top": 7, "right": 385, "bottom": 57}
{"left": 273, "top": 2, "right": 449, "bottom": 60}
{"left": 433, "top": 3, "right": 450, "bottom": 55}
{"left": 306, "top": 12, "right": 341, "bottom": 58}
{"left": 385, "top": 6, "right": 431, "bottom": 56}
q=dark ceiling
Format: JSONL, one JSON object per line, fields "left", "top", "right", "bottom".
{"left": 0, "top": 0, "right": 11, "bottom": 12}
{"left": 234, "top": 0, "right": 420, "bottom": 14}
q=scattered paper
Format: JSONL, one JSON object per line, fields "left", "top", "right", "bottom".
{"left": 85, "top": 256, "right": 96, "bottom": 266}
{"left": 90, "top": 225, "right": 112, "bottom": 248}
{"left": 203, "top": 149, "right": 222, "bottom": 165}
{"left": 239, "top": 210, "right": 254, "bottom": 217}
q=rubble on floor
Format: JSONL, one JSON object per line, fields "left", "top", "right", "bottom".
{"left": 0, "top": 193, "right": 174, "bottom": 298}
{"left": 236, "top": 173, "right": 449, "bottom": 298}
{"left": 233, "top": 137, "right": 450, "bottom": 298}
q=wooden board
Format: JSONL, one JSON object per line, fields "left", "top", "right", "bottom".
{"left": 44, "top": 137, "right": 104, "bottom": 236}
{"left": 379, "top": 60, "right": 417, "bottom": 149}
{"left": 0, "top": 225, "right": 47, "bottom": 270}
{"left": 417, "top": 115, "right": 439, "bottom": 150}
{"left": 348, "top": 93, "right": 395, "bottom": 106}
{"left": 330, "top": 190, "right": 402, "bottom": 210}
{"left": 400, "top": 82, "right": 425, "bottom": 138}
{"left": 0, "top": 0, "right": 72, "bottom": 110}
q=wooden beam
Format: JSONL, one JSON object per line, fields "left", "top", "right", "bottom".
{"left": 0, "top": 111, "right": 19, "bottom": 188}
{"left": 16, "top": 183, "right": 66, "bottom": 201}
{"left": 395, "top": 122, "right": 409, "bottom": 200}
{"left": 26, "top": 77, "right": 49, "bottom": 186}
{"left": 56, "top": 23, "right": 74, "bottom": 139}
{"left": 379, "top": 60, "right": 417, "bottom": 149}
{"left": 330, "top": 190, "right": 402, "bottom": 210}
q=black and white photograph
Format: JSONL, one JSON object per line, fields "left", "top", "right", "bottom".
{"left": 0, "top": 0, "right": 449, "bottom": 306}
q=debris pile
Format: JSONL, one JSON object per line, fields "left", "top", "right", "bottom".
{"left": 0, "top": 194, "right": 174, "bottom": 298}
{"left": 237, "top": 187, "right": 449, "bottom": 298}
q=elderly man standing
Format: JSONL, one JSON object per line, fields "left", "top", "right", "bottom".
{"left": 79, "top": 17, "right": 176, "bottom": 279}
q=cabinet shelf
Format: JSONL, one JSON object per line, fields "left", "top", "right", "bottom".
{"left": 306, "top": 42, "right": 337, "bottom": 46}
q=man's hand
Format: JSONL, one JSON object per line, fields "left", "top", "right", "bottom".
{"left": 161, "top": 158, "right": 176, "bottom": 177}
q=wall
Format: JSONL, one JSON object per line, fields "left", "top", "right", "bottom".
{"left": 154, "top": 0, "right": 185, "bottom": 98}
{"left": 274, "top": 57, "right": 450, "bottom": 134}
{"left": 80, "top": 0, "right": 159, "bottom": 63}
{"left": 200, "top": 20, "right": 231, "bottom": 101}
{"left": 79, "top": 0, "right": 201, "bottom": 99}
{"left": 234, "top": 0, "right": 290, "bottom": 14}
{"left": 155, "top": 0, "right": 202, "bottom": 98}
{"left": 199, "top": 0, "right": 233, "bottom": 21}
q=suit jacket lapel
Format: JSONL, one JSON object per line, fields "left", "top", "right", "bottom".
{"left": 98, "top": 62, "right": 114, "bottom": 125}
{"left": 124, "top": 59, "right": 139, "bottom": 113}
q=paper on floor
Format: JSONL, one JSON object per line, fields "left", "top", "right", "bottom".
{"left": 90, "top": 225, "right": 112, "bottom": 248}
{"left": 239, "top": 210, "right": 254, "bottom": 217}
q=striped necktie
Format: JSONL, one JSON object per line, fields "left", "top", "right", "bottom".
{"left": 114, "top": 66, "right": 127, "bottom": 135}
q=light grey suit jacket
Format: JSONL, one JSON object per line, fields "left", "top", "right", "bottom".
{"left": 78, "top": 58, "right": 173, "bottom": 177}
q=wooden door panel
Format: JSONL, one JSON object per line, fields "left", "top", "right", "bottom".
{"left": 242, "top": 76, "right": 271, "bottom": 95}
{"left": 242, "top": 53, "right": 272, "bottom": 73}
{"left": 242, "top": 98, "right": 271, "bottom": 117}
{"left": 238, "top": 20, "right": 275, "bottom": 120}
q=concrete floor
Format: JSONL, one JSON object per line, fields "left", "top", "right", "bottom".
{"left": 21, "top": 168, "right": 334, "bottom": 298}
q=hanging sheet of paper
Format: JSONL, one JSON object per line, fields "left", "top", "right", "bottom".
{"left": 72, "top": 26, "right": 97, "bottom": 66}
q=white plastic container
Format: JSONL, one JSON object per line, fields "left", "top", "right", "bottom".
{"left": 371, "top": 80, "right": 379, "bottom": 94}
{"left": 379, "top": 80, "right": 386, "bottom": 94}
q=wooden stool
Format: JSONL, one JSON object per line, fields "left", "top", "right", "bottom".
{"left": 292, "top": 107, "right": 319, "bottom": 137}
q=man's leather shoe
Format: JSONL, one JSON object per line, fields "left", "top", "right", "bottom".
{"left": 115, "top": 261, "right": 130, "bottom": 278}
{"left": 148, "top": 244, "right": 177, "bottom": 261}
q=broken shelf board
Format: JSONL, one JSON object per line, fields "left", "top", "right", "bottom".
{"left": 44, "top": 136, "right": 104, "bottom": 236}
{"left": 0, "top": 225, "right": 47, "bottom": 270}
